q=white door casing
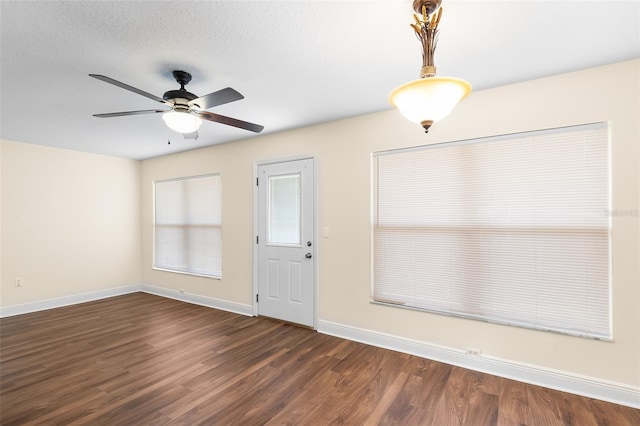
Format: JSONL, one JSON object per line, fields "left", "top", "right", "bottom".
{"left": 256, "top": 158, "right": 315, "bottom": 327}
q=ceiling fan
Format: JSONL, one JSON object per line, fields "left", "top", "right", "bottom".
{"left": 90, "top": 70, "right": 264, "bottom": 138}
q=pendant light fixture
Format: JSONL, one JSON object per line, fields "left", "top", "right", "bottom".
{"left": 389, "top": 0, "right": 471, "bottom": 133}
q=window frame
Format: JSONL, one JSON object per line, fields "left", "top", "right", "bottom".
{"left": 371, "top": 122, "right": 611, "bottom": 339}
{"left": 153, "top": 173, "right": 222, "bottom": 279}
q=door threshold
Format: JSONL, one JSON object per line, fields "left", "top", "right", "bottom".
{"left": 258, "top": 315, "right": 315, "bottom": 330}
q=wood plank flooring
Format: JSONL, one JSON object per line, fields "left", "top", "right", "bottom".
{"left": 1, "top": 293, "right": 638, "bottom": 425}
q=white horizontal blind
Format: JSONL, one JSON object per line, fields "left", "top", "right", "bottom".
{"left": 372, "top": 123, "right": 610, "bottom": 338}
{"left": 154, "top": 174, "right": 222, "bottom": 278}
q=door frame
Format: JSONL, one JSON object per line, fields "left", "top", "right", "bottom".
{"left": 253, "top": 154, "right": 318, "bottom": 329}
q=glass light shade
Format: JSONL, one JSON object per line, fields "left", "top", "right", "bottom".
{"left": 389, "top": 76, "right": 472, "bottom": 126}
{"left": 162, "top": 110, "right": 203, "bottom": 133}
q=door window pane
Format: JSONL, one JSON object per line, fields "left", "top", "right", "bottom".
{"left": 269, "top": 174, "right": 301, "bottom": 244}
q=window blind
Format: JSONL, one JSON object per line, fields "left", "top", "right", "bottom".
{"left": 154, "top": 174, "right": 222, "bottom": 278}
{"left": 372, "top": 123, "right": 610, "bottom": 338}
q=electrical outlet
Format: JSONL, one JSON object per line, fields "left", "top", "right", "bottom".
{"left": 465, "top": 347, "right": 481, "bottom": 356}
{"left": 15, "top": 277, "right": 24, "bottom": 287}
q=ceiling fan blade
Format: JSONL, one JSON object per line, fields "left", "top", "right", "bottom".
{"left": 189, "top": 87, "right": 244, "bottom": 110}
{"left": 93, "top": 109, "right": 167, "bottom": 118}
{"left": 196, "top": 111, "right": 264, "bottom": 133}
{"left": 89, "top": 74, "right": 170, "bottom": 105}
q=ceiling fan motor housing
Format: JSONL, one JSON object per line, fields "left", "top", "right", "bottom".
{"left": 163, "top": 90, "right": 197, "bottom": 101}
{"left": 163, "top": 70, "right": 198, "bottom": 105}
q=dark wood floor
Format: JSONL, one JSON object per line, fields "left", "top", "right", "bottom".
{"left": 1, "top": 293, "right": 638, "bottom": 425}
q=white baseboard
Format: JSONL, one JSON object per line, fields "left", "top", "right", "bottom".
{"left": 141, "top": 283, "right": 253, "bottom": 317}
{"left": 317, "top": 319, "right": 640, "bottom": 409}
{"left": 0, "top": 284, "right": 253, "bottom": 319}
{"left": 0, "top": 285, "right": 141, "bottom": 318}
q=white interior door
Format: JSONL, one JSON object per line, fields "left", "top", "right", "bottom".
{"left": 257, "top": 158, "right": 315, "bottom": 327}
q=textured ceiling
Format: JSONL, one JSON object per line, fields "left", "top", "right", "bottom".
{"left": 1, "top": 1, "right": 639, "bottom": 160}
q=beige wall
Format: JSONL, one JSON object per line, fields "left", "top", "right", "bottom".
{"left": 1, "top": 140, "right": 141, "bottom": 306}
{"left": 141, "top": 59, "right": 639, "bottom": 387}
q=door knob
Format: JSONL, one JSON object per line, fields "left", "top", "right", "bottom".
{"left": 305, "top": 253, "right": 312, "bottom": 259}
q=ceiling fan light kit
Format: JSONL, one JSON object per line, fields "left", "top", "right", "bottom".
{"left": 90, "top": 70, "right": 264, "bottom": 137}
{"left": 162, "top": 110, "right": 203, "bottom": 134}
{"left": 390, "top": 0, "right": 471, "bottom": 133}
